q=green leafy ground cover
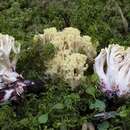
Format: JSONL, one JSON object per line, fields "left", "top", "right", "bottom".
{"left": 0, "top": 0, "right": 130, "bottom": 129}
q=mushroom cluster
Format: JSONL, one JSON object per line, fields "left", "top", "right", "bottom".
{"left": 0, "top": 34, "right": 21, "bottom": 86}
{"left": 94, "top": 44, "right": 130, "bottom": 97}
{"left": 34, "top": 27, "right": 97, "bottom": 89}
{"left": 0, "top": 34, "right": 35, "bottom": 103}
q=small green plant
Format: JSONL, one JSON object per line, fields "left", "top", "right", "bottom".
{"left": 0, "top": 0, "right": 130, "bottom": 130}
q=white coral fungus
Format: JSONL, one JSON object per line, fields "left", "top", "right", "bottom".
{"left": 94, "top": 44, "right": 130, "bottom": 97}
{"left": 0, "top": 34, "right": 21, "bottom": 88}
{"left": 34, "top": 27, "right": 97, "bottom": 88}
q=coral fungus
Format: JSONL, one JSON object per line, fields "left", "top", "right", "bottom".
{"left": 94, "top": 44, "right": 130, "bottom": 97}
{"left": 0, "top": 34, "right": 21, "bottom": 86}
{"left": 0, "top": 34, "right": 36, "bottom": 103}
{"left": 34, "top": 27, "right": 97, "bottom": 88}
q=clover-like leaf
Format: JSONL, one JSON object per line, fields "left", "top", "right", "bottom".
{"left": 97, "top": 121, "right": 109, "bottom": 130}
{"left": 38, "top": 113, "right": 48, "bottom": 124}
{"left": 86, "top": 86, "right": 96, "bottom": 98}
{"left": 52, "top": 103, "right": 64, "bottom": 110}
{"left": 89, "top": 99, "right": 106, "bottom": 112}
